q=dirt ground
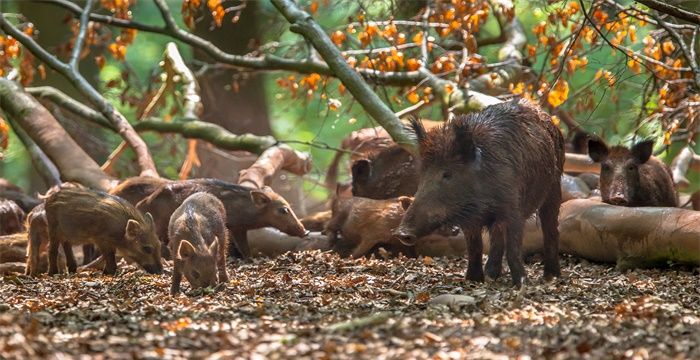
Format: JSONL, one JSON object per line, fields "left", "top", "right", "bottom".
{"left": 0, "top": 252, "right": 698, "bottom": 359}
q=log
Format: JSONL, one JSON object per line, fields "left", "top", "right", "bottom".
{"left": 237, "top": 144, "right": 312, "bottom": 189}
{"left": 247, "top": 228, "right": 331, "bottom": 258}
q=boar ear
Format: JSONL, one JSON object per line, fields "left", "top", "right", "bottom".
{"left": 408, "top": 116, "right": 426, "bottom": 144}
{"left": 587, "top": 138, "right": 609, "bottom": 162}
{"left": 208, "top": 237, "right": 219, "bottom": 255}
{"left": 125, "top": 219, "right": 141, "bottom": 239}
{"left": 251, "top": 190, "right": 271, "bottom": 208}
{"left": 144, "top": 212, "right": 154, "bottom": 226}
{"left": 351, "top": 159, "right": 372, "bottom": 184}
{"left": 631, "top": 140, "right": 654, "bottom": 164}
{"left": 398, "top": 196, "right": 413, "bottom": 210}
{"left": 177, "top": 240, "right": 196, "bottom": 260}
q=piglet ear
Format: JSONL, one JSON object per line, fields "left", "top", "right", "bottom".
{"left": 125, "top": 219, "right": 141, "bottom": 240}
{"left": 587, "top": 138, "right": 609, "bottom": 163}
{"left": 177, "top": 240, "right": 196, "bottom": 260}
{"left": 208, "top": 237, "right": 219, "bottom": 256}
{"left": 351, "top": 159, "right": 372, "bottom": 184}
{"left": 250, "top": 190, "right": 271, "bottom": 208}
{"left": 144, "top": 212, "right": 154, "bottom": 226}
{"left": 398, "top": 196, "right": 413, "bottom": 211}
{"left": 631, "top": 140, "right": 654, "bottom": 164}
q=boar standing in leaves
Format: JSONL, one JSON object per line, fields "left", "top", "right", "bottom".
{"left": 137, "top": 179, "right": 306, "bottom": 259}
{"left": 325, "top": 195, "right": 416, "bottom": 258}
{"left": 394, "top": 100, "right": 565, "bottom": 287}
{"left": 587, "top": 139, "right": 677, "bottom": 207}
{"left": 0, "top": 199, "right": 25, "bottom": 235}
{"left": 169, "top": 192, "right": 228, "bottom": 295}
{"left": 42, "top": 188, "right": 162, "bottom": 276}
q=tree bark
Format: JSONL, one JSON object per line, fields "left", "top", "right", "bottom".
{"left": 237, "top": 145, "right": 312, "bottom": 189}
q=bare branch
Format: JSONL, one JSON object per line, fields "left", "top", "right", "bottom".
{"left": 635, "top": 0, "right": 700, "bottom": 26}
{"left": 271, "top": 0, "right": 415, "bottom": 149}
{"left": 237, "top": 145, "right": 312, "bottom": 189}
{"left": 0, "top": 12, "right": 158, "bottom": 177}
{"left": 0, "top": 79, "right": 115, "bottom": 190}
{"left": 69, "top": 0, "right": 94, "bottom": 69}
{"left": 649, "top": 12, "right": 700, "bottom": 89}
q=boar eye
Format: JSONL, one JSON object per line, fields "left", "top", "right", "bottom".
{"left": 192, "top": 270, "right": 200, "bottom": 279}
{"left": 278, "top": 207, "right": 290, "bottom": 215}
{"left": 627, "top": 164, "right": 636, "bottom": 171}
{"left": 601, "top": 163, "right": 611, "bottom": 172}
{"left": 442, "top": 171, "right": 452, "bottom": 180}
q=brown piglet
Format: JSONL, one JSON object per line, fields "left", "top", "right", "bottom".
{"left": 43, "top": 188, "right": 162, "bottom": 276}
{"left": 138, "top": 179, "right": 306, "bottom": 258}
{"left": 169, "top": 192, "right": 228, "bottom": 295}
{"left": 0, "top": 199, "right": 25, "bottom": 235}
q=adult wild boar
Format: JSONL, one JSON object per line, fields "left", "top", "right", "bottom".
{"left": 42, "top": 188, "right": 162, "bottom": 276}
{"left": 587, "top": 139, "right": 677, "bottom": 207}
{"left": 110, "top": 176, "right": 172, "bottom": 205}
{"left": 137, "top": 179, "right": 306, "bottom": 258}
{"left": 394, "top": 100, "right": 565, "bottom": 287}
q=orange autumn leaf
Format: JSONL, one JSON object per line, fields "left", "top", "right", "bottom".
{"left": 0, "top": 116, "right": 9, "bottom": 150}
{"left": 309, "top": 1, "right": 318, "bottom": 14}
{"left": 95, "top": 55, "right": 106, "bottom": 69}
{"left": 37, "top": 64, "right": 46, "bottom": 80}
{"left": 627, "top": 58, "right": 641, "bottom": 74}
{"left": 331, "top": 31, "right": 346, "bottom": 46}
{"left": 662, "top": 41, "right": 675, "bottom": 55}
{"left": 108, "top": 42, "right": 127, "bottom": 60}
{"left": 407, "top": 91, "right": 420, "bottom": 104}
{"left": 412, "top": 31, "right": 423, "bottom": 44}
{"left": 406, "top": 58, "right": 420, "bottom": 71}
{"left": 547, "top": 79, "right": 569, "bottom": 108}
{"left": 338, "top": 83, "right": 346, "bottom": 95}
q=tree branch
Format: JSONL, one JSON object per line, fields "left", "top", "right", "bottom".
{"left": 635, "top": 0, "right": 700, "bottom": 26}
{"left": 69, "top": 0, "right": 94, "bottom": 70}
{"left": 0, "top": 11, "right": 158, "bottom": 177}
{"left": 4, "top": 116, "right": 61, "bottom": 187}
{"left": 0, "top": 79, "right": 115, "bottom": 190}
{"left": 271, "top": 0, "right": 415, "bottom": 149}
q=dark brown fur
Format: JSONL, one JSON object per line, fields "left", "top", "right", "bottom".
{"left": 169, "top": 192, "right": 228, "bottom": 295}
{"left": 395, "top": 100, "right": 565, "bottom": 287}
{"left": 43, "top": 188, "right": 162, "bottom": 276}
{"left": 109, "top": 176, "right": 171, "bottom": 205}
{"left": 0, "top": 199, "right": 25, "bottom": 235}
{"left": 325, "top": 195, "right": 416, "bottom": 258}
{"left": 588, "top": 139, "right": 677, "bottom": 207}
{"left": 351, "top": 145, "right": 419, "bottom": 199}
{"left": 137, "top": 179, "right": 306, "bottom": 259}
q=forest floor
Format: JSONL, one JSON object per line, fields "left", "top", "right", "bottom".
{"left": 0, "top": 252, "right": 698, "bottom": 359}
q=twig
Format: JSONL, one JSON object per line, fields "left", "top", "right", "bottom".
{"left": 325, "top": 311, "right": 392, "bottom": 333}
{"left": 69, "top": 0, "right": 94, "bottom": 70}
{"left": 635, "top": 0, "right": 700, "bottom": 26}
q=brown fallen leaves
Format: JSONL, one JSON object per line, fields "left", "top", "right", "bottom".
{"left": 0, "top": 253, "right": 698, "bottom": 359}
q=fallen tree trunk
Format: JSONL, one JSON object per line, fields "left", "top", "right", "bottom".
{"left": 238, "top": 144, "right": 312, "bottom": 189}
{"left": 248, "top": 228, "right": 332, "bottom": 258}
{"left": 0, "top": 79, "right": 116, "bottom": 191}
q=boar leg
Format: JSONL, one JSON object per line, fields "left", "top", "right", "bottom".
{"left": 217, "top": 234, "right": 229, "bottom": 284}
{"left": 171, "top": 260, "right": 183, "bottom": 295}
{"left": 102, "top": 249, "right": 118, "bottom": 275}
{"left": 26, "top": 229, "right": 42, "bottom": 276}
{"left": 484, "top": 222, "right": 506, "bottom": 280}
{"left": 349, "top": 238, "right": 380, "bottom": 259}
{"left": 538, "top": 192, "right": 561, "bottom": 280}
{"left": 464, "top": 229, "right": 484, "bottom": 282}
{"left": 230, "top": 229, "right": 251, "bottom": 258}
{"left": 47, "top": 232, "right": 62, "bottom": 276}
{"left": 62, "top": 242, "right": 78, "bottom": 273}
{"left": 505, "top": 220, "right": 526, "bottom": 287}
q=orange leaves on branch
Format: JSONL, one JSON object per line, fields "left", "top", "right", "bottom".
{"left": 547, "top": 79, "right": 569, "bottom": 108}
{"left": 533, "top": 21, "right": 547, "bottom": 36}
{"left": 406, "top": 58, "right": 420, "bottom": 71}
{"left": 627, "top": 57, "right": 641, "bottom": 74}
{"left": 207, "top": 0, "right": 225, "bottom": 27}
{"left": 108, "top": 43, "right": 127, "bottom": 61}
{"left": 661, "top": 41, "right": 675, "bottom": 56}
{"left": 100, "top": 0, "right": 133, "bottom": 20}
{"left": 594, "top": 69, "right": 616, "bottom": 86}
{"left": 181, "top": 0, "right": 201, "bottom": 29}
{"left": 309, "top": 1, "right": 319, "bottom": 14}
{"left": 0, "top": 116, "right": 9, "bottom": 151}
{"left": 566, "top": 56, "right": 588, "bottom": 74}
{"left": 331, "top": 31, "right": 346, "bottom": 46}
{"left": 407, "top": 91, "right": 420, "bottom": 104}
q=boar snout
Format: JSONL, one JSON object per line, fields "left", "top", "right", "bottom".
{"left": 393, "top": 228, "right": 417, "bottom": 246}
{"left": 608, "top": 193, "right": 629, "bottom": 206}
{"left": 143, "top": 263, "right": 163, "bottom": 274}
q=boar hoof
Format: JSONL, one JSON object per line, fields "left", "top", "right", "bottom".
{"left": 465, "top": 268, "right": 485, "bottom": 282}
{"left": 542, "top": 268, "right": 561, "bottom": 282}
{"left": 170, "top": 287, "right": 180, "bottom": 296}
{"left": 484, "top": 262, "right": 502, "bottom": 280}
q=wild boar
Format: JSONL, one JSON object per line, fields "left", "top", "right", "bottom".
{"left": 587, "top": 139, "right": 677, "bottom": 207}
{"left": 137, "top": 179, "right": 306, "bottom": 258}
{"left": 109, "top": 176, "right": 171, "bottom": 205}
{"left": 169, "top": 192, "right": 228, "bottom": 295}
{"left": 394, "top": 100, "right": 565, "bottom": 287}
{"left": 0, "top": 199, "right": 25, "bottom": 235}
{"left": 42, "top": 188, "right": 162, "bottom": 276}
